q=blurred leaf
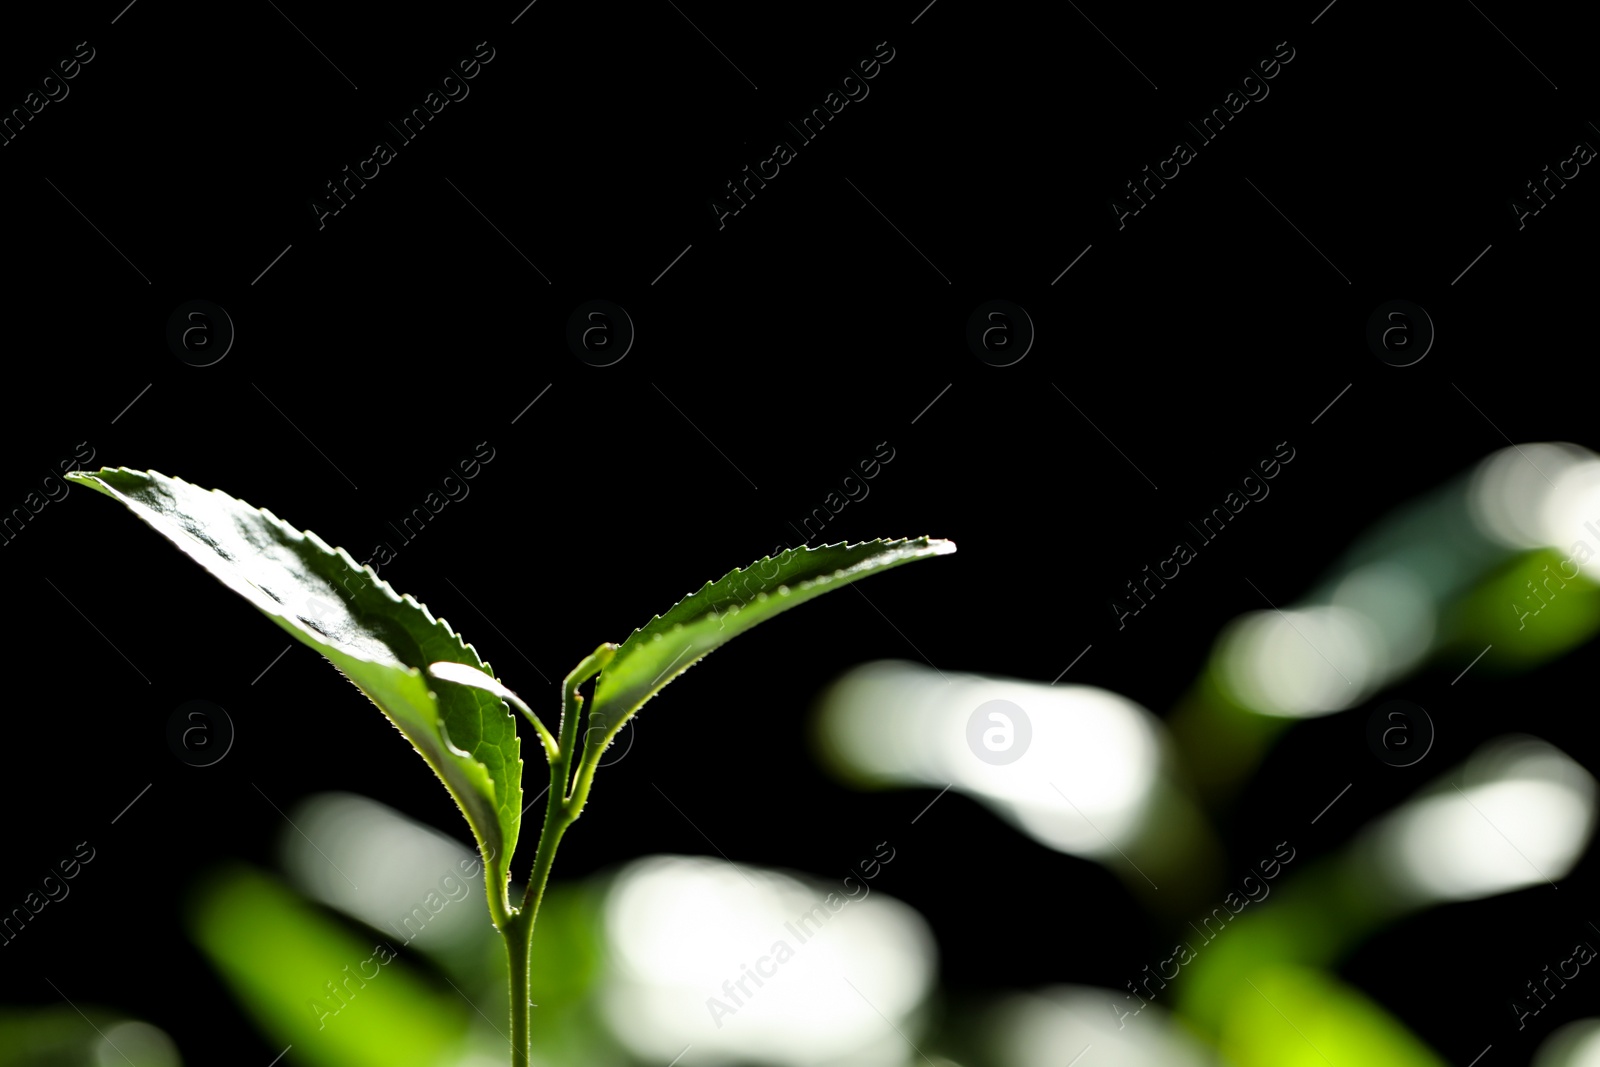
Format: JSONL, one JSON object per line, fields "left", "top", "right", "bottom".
{"left": 1448, "top": 548, "right": 1600, "bottom": 669}
{"left": 588, "top": 538, "right": 955, "bottom": 742}
{"left": 1217, "top": 966, "right": 1446, "bottom": 1067}
{"left": 187, "top": 866, "right": 468, "bottom": 1067}
{"left": 66, "top": 468, "right": 522, "bottom": 903}
{"left": 527, "top": 884, "right": 605, "bottom": 1004}
{"left": 0, "top": 1006, "right": 144, "bottom": 1066}
{"left": 1173, "top": 863, "right": 1443, "bottom": 1067}
{"left": 524, "top": 883, "right": 616, "bottom": 1065}
{"left": 0, "top": 1007, "right": 87, "bottom": 1067}
{"left": 1177, "top": 858, "right": 1386, "bottom": 1031}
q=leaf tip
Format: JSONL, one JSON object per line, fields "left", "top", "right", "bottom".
{"left": 63, "top": 468, "right": 115, "bottom": 492}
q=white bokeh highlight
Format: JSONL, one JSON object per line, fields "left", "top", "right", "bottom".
{"left": 601, "top": 855, "right": 936, "bottom": 1067}
{"left": 988, "top": 986, "right": 1209, "bottom": 1067}
{"left": 816, "top": 662, "right": 1163, "bottom": 857}
{"left": 1372, "top": 737, "right": 1597, "bottom": 904}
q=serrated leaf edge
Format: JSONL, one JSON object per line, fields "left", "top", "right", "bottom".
{"left": 608, "top": 536, "right": 953, "bottom": 646}
{"left": 67, "top": 465, "right": 524, "bottom": 844}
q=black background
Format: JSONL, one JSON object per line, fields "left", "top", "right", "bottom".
{"left": 2, "top": 0, "right": 1598, "bottom": 1063}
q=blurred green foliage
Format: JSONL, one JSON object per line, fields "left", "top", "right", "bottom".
{"left": 187, "top": 866, "right": 467, "bottom": 1067}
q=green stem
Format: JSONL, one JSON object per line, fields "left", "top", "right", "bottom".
{"left": 507, "top": 777, "right": 570, "bottom": 1066}
{"left": 505, "top": 907, "right": 532, "bottom": 1066}
{"left": 502, "top": 643, "right": 616, "bottom": 1067}
{"left": 509, "top": 697, "right": 561, "bottom": 765}
{"left": 567, "top": 726, "right": 608, "bottom": 815}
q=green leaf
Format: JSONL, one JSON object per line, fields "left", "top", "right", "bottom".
{"left": 189, "top": 866, "right": 470, "bottom": 1067}
{"left": 431, "top": 660, "right": 559, "bottom": 762}
{"left": 1449, "top": 547, "right": 1600, "bottom": 669}
{"left": 587, "top": 538, "right": 955, "bottom": 742}
{"left": 0, "top": 1006, "right": 163, "bottom": 1066}
{"left": 65, "top": 468, "right": 521, "bottom": 911}
{"left": 1216, "top": 966, "right": 1446, "bottom": 1067}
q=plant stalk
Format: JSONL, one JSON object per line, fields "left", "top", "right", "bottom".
{"left": 503, "top": 643, "right": 616, "bottom": 1067}
{"left": 505, "top": 907, "right": 533, "bottom": 1067}
{"left": 507, "top": 781, "right": 571, "bottom": 1066}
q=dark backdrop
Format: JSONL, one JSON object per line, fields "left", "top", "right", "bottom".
{"left": 1, "top": 0, "right": 1596, "bottom": 1063}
